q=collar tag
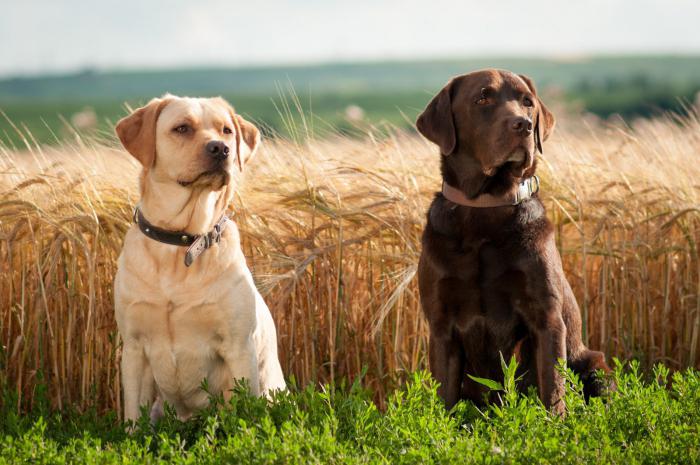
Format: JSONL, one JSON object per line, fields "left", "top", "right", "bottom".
{"left": 513, "top": 175, "right": 540, "bottom": 205}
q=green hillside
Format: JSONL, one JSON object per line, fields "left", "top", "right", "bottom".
{"left": 1, "top": 55, "right": 699, "bottom": 146}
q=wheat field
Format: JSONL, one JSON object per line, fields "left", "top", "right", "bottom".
{"left": 1, "top": 109, "right": 700, "bottom": 415}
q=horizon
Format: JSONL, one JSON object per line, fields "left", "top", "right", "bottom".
{"left": 3, "top": 51, "right": 699, "bottom": 81}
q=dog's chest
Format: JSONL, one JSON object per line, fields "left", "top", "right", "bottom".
{"left": 139, "top": 300, "right": 235, "bottom": 397}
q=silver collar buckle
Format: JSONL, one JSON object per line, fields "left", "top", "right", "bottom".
{"left": 513, "top": 175, "right": 540, "bottom": 205}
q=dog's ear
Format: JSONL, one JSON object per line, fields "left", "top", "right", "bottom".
{"left": 115, "top": 97, "right": 171, "bottom": 168}
{"left": 519, "top": 74, "right": 555, "bottom": 153}
{"left": 416, "top": 79, "right": 457, "bottom": 156}
{"left": 232, "top": 113, "right": 261, "bottom": 171}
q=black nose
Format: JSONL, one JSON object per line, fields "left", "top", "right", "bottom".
{"left": 206, "top": 140, "right": 229, "bottom": 160}
{"left": 510, "top": 117, "right": 533, "bottom": 135}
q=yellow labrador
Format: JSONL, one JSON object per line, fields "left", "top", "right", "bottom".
{"left": 114, "top": 95, "right": 285, "bottom": 423}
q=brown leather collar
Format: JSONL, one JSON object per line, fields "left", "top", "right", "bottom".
{"left": 442, "top": 176, "right": 540, "bottom": 208}
{"left": 133, "top": 207, "right": 229, "bottom": 267}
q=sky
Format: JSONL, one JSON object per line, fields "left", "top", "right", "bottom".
{"left": 1, "top": 0, "right": 699, "bottom": 78}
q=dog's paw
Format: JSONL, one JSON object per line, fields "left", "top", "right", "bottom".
{"left": 571, "top": 350, "right": 615, "bottom": 400}
{"left": 581, "top": 369, "right": 616, "bottom": 400}
{"left": 550, "top": 398, "right": 567, "bottom": 418}
{"left": 149, "top": 396, "right": 164, "bottom": 425}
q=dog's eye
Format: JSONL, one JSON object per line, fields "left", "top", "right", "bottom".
{"left": 223, "top": 127, "right": 232, "bottom": 135}
{"left": 173, "top": 125, "right": 190, "bottom": 134}
{"left": 523, "top": 97, "right": 534, "bottom": 107}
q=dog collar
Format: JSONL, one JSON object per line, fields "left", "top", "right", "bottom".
{"left": 133, "top": 206, "right": 229, "bottom": 267}
{"left": 442, "top": 175, "right": 540, "bottom": 208}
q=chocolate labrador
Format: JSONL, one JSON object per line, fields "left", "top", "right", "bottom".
{"left": 416, "top": 69, "right": 610, "bottom": 414}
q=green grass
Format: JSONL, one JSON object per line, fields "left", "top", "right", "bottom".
{"left": 0, "top": 90, "right": 429, "bottom": 148}
{"left": 3, "top": 82, "right": 699, "bottom": 149}
{"left": 1, "top": 362, "right": 698, "bottom": 464}
{"left": 2, "top": 55, "right": 700, "bottom": 147}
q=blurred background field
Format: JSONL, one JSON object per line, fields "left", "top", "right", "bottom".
{"left": 2, "top": 55, "right": 700, "bottom": 147}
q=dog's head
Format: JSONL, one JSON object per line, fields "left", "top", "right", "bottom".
{"left": 417, "top": 69, "right": 555, "bottom": 197}
{"left": 116, "top": 95, "right": 260, "bottom": 191}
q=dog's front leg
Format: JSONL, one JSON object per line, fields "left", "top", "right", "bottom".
{"left": 224, "top": 333, "right": 261, "bottom": 398}
{"left": 534, "top": 309, "right": 567, "bottom": 416}
{"left": 121, "top": 342, "right": 155, "bottom": 423}
{"left": 429, "top": 332, "right": 464, "bottom": 409}
{"left": 525, "top": 240, "right": 569, "bottom": 415}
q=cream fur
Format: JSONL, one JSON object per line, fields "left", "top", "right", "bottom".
{"left": 114, "top": 96, "right": 285, "bottom": 423}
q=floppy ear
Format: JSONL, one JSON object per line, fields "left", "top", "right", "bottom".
{"left": 115, "top": 97, "right": 171, "bottom": 168}
{"left": 416, "top": 80, "right": 457, "bottom": 155}
{"left": 232, "top": 113, "right": 261, "bottom": 171}
{"left": 518, "top": 74, "right": 555, "bottom": 153}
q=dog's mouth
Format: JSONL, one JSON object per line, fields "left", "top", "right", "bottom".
{"left": 506, "top": 146, "right": 530, "bottom": 165}
{"left": 177, "top": 168, "right": 230, "bottom": 189}
{"left": 482, "top": 146, "right": 533, "bottom": 178}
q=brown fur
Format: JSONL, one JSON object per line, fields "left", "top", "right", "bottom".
{"left": 416, "top": 69, "right": 610, "bottom": 414}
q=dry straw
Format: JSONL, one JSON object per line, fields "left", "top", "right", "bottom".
{"left": 1, "top": 108, "right": 699, "bottom": 414}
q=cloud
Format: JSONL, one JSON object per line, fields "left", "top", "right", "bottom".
{"left": 1, "top": 0, "right": 699, "bottom": 77}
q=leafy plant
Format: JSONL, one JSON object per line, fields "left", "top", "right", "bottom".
{"left": 0, "top": 365, "right": 698, "bottom": 464}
